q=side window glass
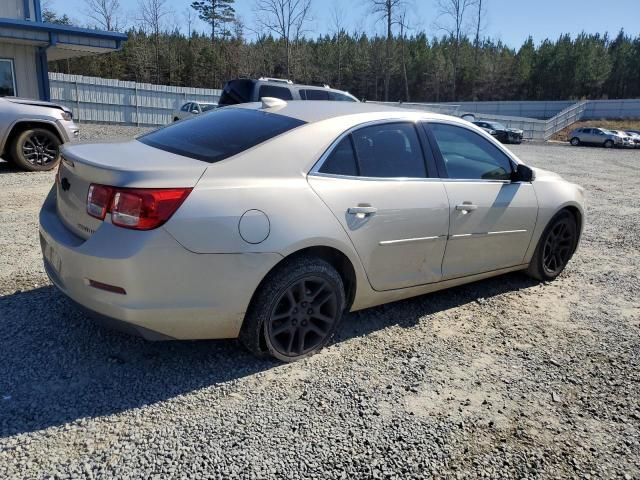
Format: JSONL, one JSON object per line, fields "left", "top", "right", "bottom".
{"left": 319, "top": 137, "right": 358, "bottom": 176}
{"left": 328, "top": 91, "right": 356, "bottom": 102}
{"left": 181, "top": 103, "right": 191, "bottom": 112}
{"left": 429, "top": 123, "right": 513, "bottom": 181}
{"left": 258, "top": 85, "right": 294, "bottom": 100}
{"left": 351, "top": 123, "right": 427, "bottom": 178}
{"left": 302, "top": 89, "right": 330, "bottom": 100}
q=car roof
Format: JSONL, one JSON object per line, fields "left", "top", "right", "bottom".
{"left": 235, "top": 78, "right": 358, "bottom": 100}
{"left": 255, "top": 78, "right": 348, "bottom": 92}
{"left": 231, "top": 100, "right": 457, "bottom": 125}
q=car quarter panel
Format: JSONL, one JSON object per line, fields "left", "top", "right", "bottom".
{"left": 40, "top": 187, "right": 281, "bottom": 339}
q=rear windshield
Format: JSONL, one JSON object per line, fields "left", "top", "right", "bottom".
{"left": 139, "top": 107, "right": 305, "bottom": 163}
{"left": 218, "top": 79, "right": 254, "bottom": 106}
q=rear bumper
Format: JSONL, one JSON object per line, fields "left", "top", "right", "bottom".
{"left": 39, "top": 186, "right": 282, "bottom": 340}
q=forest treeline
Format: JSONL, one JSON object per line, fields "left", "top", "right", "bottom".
{"left": 45, "top": 7, "right": 640, "bottom": 102}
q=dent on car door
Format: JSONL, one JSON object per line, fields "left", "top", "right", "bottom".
{"left": 425, "top": 122, "right": 538, "bottom": 279}
{"left": 307, "top": 122, "right": 450, "bottom": 291}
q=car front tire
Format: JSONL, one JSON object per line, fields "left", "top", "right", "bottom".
{"left": 11, "top": 128, "right": 61, "bottom": 172}
{"left": 240, "top": 255, "right": 346, "bottom": 362}
{"left": 526, "top": 210, "right": 578, "bottom": 282}
{"left": 570, "top": 137, "right": 580, "bottom": 146}
{"left": 603, "top": 140, "right": 614, "bottom": 148}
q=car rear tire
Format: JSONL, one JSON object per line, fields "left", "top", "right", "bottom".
{"left": 11, "top": 128, "right": 61, "bottom": 172}
{"left": 526, "top": 210, "right": 578, "bottom": 282}
{"left": 239, "top": 256, "right": 346, "bottom": 362}
{"left": 570, "top": 137, "right": 580, "bottom": 146}
{"left": 603, "top": 140, "right": 614, "bottom": 149}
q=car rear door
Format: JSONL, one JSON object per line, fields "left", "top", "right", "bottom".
{"left": 425, "top": 121, "right": 538, "bottom": 279}
{"left": 308, "top": 121, "right": 450, "bottom": 291}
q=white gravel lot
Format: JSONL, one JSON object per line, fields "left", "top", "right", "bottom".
{"left": 0, "top": 124, "right": 638, "bottom": 479}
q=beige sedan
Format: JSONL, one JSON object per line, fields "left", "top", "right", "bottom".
{"left": 39, "top": 100, "right": 585, "bottom": 362}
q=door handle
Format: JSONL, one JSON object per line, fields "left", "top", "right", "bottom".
{"left": 347, "top": 206, "right": 377, "bottom": 217}
{"left": 455, "top": 203, "right": 478, "bottom": 214}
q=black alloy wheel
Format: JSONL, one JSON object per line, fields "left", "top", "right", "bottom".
{"left": 266, "top": 276, "right": 340, "bottom": 358}
{"left": 527, "top": 210, "right": 578, "bottom": 281}
{"left": 239, "top": 256, "right": 346, "bottom": 362}
{"left": 11, "top": 128, "right": 61, "bottom": 171}
{"left": 23, "top": 132, "right": 58, "bottom": 166}
{"left": 541, "top": 216, "right": 576, "bottom": 277}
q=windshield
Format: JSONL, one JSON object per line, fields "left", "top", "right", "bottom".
{"left": 201, "top": 103, "right": 218, "bottom": 112}
{"left": 139, "top": 107, "right": 305, "bottom": 163}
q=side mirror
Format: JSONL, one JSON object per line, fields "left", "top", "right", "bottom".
{"left": 191, "top": 109, "right": 200, "bottom": 114}
{"left": 512, "top": 164, "right": 535, "bottom": 182}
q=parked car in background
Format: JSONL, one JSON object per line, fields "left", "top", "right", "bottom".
{"left": 609, "top": 130, "right": 636, "bottom": 148}
{"left": 0, "top": 97, "right": 78, "bottom": 171}
{"left": 568, "top": 127, "right": 624, "bottom": 148}
{"left": 218, "top": 77, "right": 359, "bottom": 106}
{"left": 625, "top": 130, "right": 640, "bottom": 147}
{"left": 173, "top": 101, "right": 218, "bottom": 122}
{"left": 472, "top": 120, "right": 523, "bottom": 144}
{"left": 40, "top": 100, "right": 584, "bottom": 362}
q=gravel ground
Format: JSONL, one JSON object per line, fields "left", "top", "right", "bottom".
{"left": 0, "top": 124, "right": 638, "bottom": 479}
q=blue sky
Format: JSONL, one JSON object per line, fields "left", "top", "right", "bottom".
{"left": 47, "top": 0, "right": 640, "bottom": 47}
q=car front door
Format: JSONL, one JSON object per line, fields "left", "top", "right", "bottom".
{"left": 308, "top": 121, "right": 450, "bottom": 291}
{"left": 425, "top": 122, "right": 538, "bottom": 279}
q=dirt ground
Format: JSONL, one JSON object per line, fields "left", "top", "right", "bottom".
{"left": 0, "top": 126, "right": 638, "bottom": 479}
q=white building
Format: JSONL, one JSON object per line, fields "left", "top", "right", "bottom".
{"left": 0, "top": 0, "right": 125, "bottom": 100}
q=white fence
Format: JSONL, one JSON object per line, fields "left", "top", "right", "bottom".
{"left": 48, "top": 73, "right": 640, "bottom": 136}
{"left": 48, "top": 73, "right": 221, "bottom": 126}
{"left": 439, "top": 99, "right": 640, "bottom": 121}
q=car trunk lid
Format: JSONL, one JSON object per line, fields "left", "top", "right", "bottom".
{"left": 56, "top": 140, "right": 207, "bottom": 239}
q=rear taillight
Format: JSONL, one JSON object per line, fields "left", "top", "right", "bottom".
{"left": 87, "top": 184, "right": 114, "bottom": 220}
{"left": 87, "top": 184, "right": 192, "bottom": 230}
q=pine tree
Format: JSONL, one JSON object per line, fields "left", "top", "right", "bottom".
{"left": 191, "top": 0, "right": 236, "bottom": 42}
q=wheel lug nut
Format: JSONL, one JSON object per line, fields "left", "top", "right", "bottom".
{"left": 307, "top": 309, "right": 313, "bottom": 315}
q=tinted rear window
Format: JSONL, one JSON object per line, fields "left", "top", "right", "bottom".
{"left": 219, "top": 79, "right": 254, "bottom": 105}
{"left": 258, "top": 85, "right": 293, "bottom": 100}
{"left": 139, "top": 108, "right": 305, "bottom": 163}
